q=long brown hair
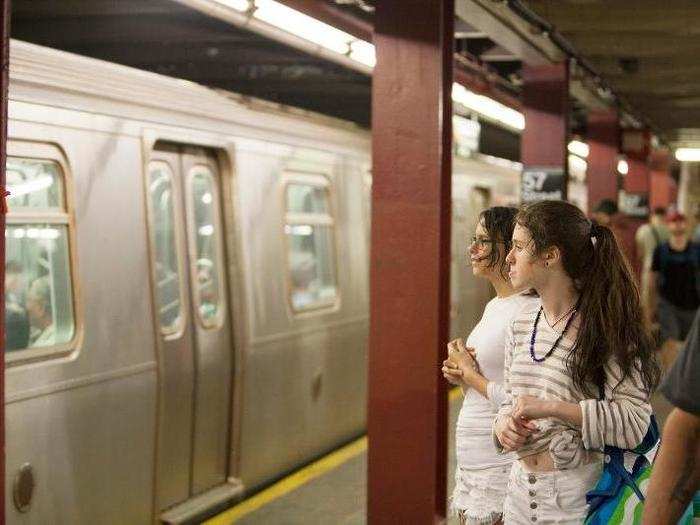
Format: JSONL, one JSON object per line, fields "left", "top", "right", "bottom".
{"left": 516, "top": 200, "right": 660, "bottom": 397}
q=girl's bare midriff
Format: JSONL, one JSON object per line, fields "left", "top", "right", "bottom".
{"left": 520, "top": 449, "right": 555, "bottom": 472}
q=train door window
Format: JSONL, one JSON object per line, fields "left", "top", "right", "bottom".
{"left": 147, "top": 161, "right": 186, "bottom": 335}
{"left": 283, "top": 174, "right": 338, "bottom": 312}
{"left": 5, "top": 154, "right": 76, "bottom": 357}
{"left": 186, "top": 165, "right": 225, "bottom": 328}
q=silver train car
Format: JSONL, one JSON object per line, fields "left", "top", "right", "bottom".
{"left": 3, "top": 40, "right": 520, "bottom": 523}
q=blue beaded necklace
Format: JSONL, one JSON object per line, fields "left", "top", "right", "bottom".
{"left": 529, "top": 301, "right": 579, "bottom": 363}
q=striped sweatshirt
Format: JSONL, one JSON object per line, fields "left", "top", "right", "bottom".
{"left": 493, "top": 299, "right": 653, "bottom": 469}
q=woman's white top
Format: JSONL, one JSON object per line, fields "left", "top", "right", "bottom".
{"left": 456, "top": 292, "right": 537, "bottom": 469}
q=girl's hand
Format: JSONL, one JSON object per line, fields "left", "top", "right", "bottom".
{"left": 512, "top": 395, "right": 555, "bottom": 421}
{"left": 495, "top": 413, "right": 538, "bottom": 452}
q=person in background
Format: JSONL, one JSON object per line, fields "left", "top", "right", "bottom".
{"left": 591, "top": 198, "right": 618, "bottom": 228}
{"left": 442, "top": 206, "right": 537, "bottom": 525}
{"left": 5, "top": 261, "right": 29, "bottom": 351}
{"left": 26, "top": 276, "right": 55, "bottom": 347}
{"left": 592, "top": 198, "right": 637, "bottom": 271}
{"left": 646, "top": 211, "right": 700, "bottom": 368}
{"left": 642, "top": 310, "right": 700, "bottom": 524}
{"left": 637, "top": 207, "right": 669, "bottom": 269}
{"left": 637, "top": 207, "right": 670, "bottom": 313}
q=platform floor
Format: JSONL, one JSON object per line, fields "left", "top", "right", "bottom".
{"left": 206, "top": 389, "right": 674, "bottom": 525}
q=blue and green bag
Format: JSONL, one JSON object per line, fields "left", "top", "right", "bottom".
{"left": 584, "top": 415, "right": 696, "bottom": 524}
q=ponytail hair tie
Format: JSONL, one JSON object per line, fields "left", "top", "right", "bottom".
{"left": 590, "top": 222, "right": 602, "bottom": 238}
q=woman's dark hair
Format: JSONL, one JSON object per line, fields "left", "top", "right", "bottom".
{"left": 477, "top": 206, "right": 518, "bottom": 279}
{"left": 516, "top": 200, "right": 660, "bottom": 397}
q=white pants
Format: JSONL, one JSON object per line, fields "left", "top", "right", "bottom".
{"left": 503, "top": 459, "right": 602, "bottom": 524}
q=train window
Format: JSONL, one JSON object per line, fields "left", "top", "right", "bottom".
{"left": 5, "top": 156, "right": 75, "bottom": 355}
{"left": 148, "top": 161, "right": 185, "bottom": 335}
{"left": 6, "top": 158, "right": 64, "bottom": 210}
{"left": 284, "top": 175, "right": 338, "bottom": 312}
{"left": 188, "top": 166, "right": 224, "bottom": 328}
{"left": 286, "top": 183, "right": 329, "bottom": 214}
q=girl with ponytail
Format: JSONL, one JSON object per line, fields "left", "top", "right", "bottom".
{"left": 492, "top": 200, "right": 660, "bottom": 524}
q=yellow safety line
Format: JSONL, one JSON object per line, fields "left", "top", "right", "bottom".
{"left": 205, "top": 388, "right": 461, "bottom": 524}
{"left": 204, "top": 436, "right": 368, "bottom": 524}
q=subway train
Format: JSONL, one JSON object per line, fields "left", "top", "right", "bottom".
{"left": 3, "top": 40, "right": 520, "bottom": 523}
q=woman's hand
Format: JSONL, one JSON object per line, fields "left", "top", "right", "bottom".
{"left": 441, "top": 358, "right": 464, "bottom": 386}
{"left": 446, "top": 339, "right": 480, "bottom": 385}
{"left": 512, "top": 395, "right": 555, "bottom": 421}
{"left": 494, "top": 413, "right": 538, "bottom": 452}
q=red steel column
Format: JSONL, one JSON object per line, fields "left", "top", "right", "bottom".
{"left": 586, "top": 109, "right": 620, "bottom": 214}
{"left": 649, "top": 149, "right": 675, "bottom": 209}
{"left": 521, "top": 62, "right": 569, "bottom": 201}
{"left": 620, "top": 129, "right": 651, "bottom": 276}
{"left": 368, "top": 0, "right": 453, "bottom": 523}
{"left": 0, "top": 0, "right": 9, "bottom": 521}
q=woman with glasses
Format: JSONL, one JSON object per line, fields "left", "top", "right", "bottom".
{"left": 443, "top": 206, "right": 536, "bottom": 525}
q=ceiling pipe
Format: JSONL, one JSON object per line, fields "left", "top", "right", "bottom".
{"left": 505, "top": 0, "right": 661, "bottom": 138}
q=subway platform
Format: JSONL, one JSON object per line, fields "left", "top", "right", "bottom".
{"left": 204, "top": 390, "right": 674, "bottom": 524}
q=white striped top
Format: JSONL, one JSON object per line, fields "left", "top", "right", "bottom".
{"left": 494, "top": 299, "right": 653, "bottom": 469}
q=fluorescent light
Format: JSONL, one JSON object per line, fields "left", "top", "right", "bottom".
{"left": 568, "top": 140, "right": 589, "bottom": 158}
{"left": 349, "top": 40, "right": 376, "bottom": 68}
{"left": 198, "top": 224, "right": 215, "bottom": 236}
{"left": 617, "top": 159, "right": 629, "bottom": 175}
{"left": 7, "top": 175, "right": 53, "bottom": 198}
{"left": 451, "top": 83, "right": 525, "bottom": 131}
{"left": 284, "top": 224, "right": 313, "bottom": 236}
{"left": 212, "top": 0, "right": 250, "bottom": 11}
{"left": 254, "top": 0, "right": 354, "bottom": 55}
{"left": 675, "top": 148, "right": 700, "bottom": 162}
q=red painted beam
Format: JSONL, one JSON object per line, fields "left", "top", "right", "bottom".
{"left": 649, "top": 149, "right": 675, "bottom": 209}
{"left": 521, "top": 62, "right": 570, "bottom": 200}
{"left": 587, "top": 109, "right": 620, "bottom": 214}
{"left": 368, "top": 0, "right": 452, "bottom": 522}
{"left": 0, "top": 0, "right": 9, "bottom": 522}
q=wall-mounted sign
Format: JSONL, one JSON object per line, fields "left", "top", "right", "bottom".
{"left": 618, "top": 190, "right": 649, "bottom": 218}
{"left": 521, "top": 167, "right": 566, "bottom": 202}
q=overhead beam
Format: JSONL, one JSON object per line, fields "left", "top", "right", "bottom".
{"left": 456, "top": 0, "right": 563, "bottom": 65}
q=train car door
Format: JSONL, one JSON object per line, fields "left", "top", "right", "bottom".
{"left": 146, "top": 144, "right": 234, "bottom": 515}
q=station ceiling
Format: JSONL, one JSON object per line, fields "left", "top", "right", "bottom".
{"left": 521, "top": 0, "right": 700, "bottom": 147}
{"left": 18, "top": 1, "right": 697, "bottom": 153}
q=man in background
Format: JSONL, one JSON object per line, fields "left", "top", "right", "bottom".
{"left": 646, "top": 211, "right": 700, "bottom": 368}
{"left": 637, "top": 207, "right": 670, "bottom": 311}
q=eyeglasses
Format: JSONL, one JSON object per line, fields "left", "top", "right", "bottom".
{"left": 470, "top": 236, "right": 502, "bottom": 250}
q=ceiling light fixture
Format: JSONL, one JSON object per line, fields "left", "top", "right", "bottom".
{"left": 675, "top": 148, "right": 700, "bottom": 162}
{"left": 451, "top": 84, "right": 525, "bottom": 131}
{"left": 211, "top": 0, "right": 250, "bottom": 11}
{"left": 254, "top": 0, "right": 355, "bottom": 55}
{"left": 617, "top": 159, "right": 629, "bottom": 175}
{"left": 568, "top": 140, "right": 589, "bottom": 158}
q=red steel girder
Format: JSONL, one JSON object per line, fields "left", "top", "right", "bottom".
{"left": 368, "top": 0, "right": 453, "bottom": 522}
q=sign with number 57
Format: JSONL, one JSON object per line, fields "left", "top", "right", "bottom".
{"left": 521, "top": 167, "right": 566, "bottom": 202}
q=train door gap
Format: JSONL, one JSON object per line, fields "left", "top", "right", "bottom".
{"left": 146, "top": 142, "right": 235, "bottom": 515}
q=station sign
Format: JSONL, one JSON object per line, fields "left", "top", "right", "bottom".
{"left": 618, "top": 190, "right": 649, "bottom": 218}
{"left": 521, "top": 166, "right": 566, "bottom": 202}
